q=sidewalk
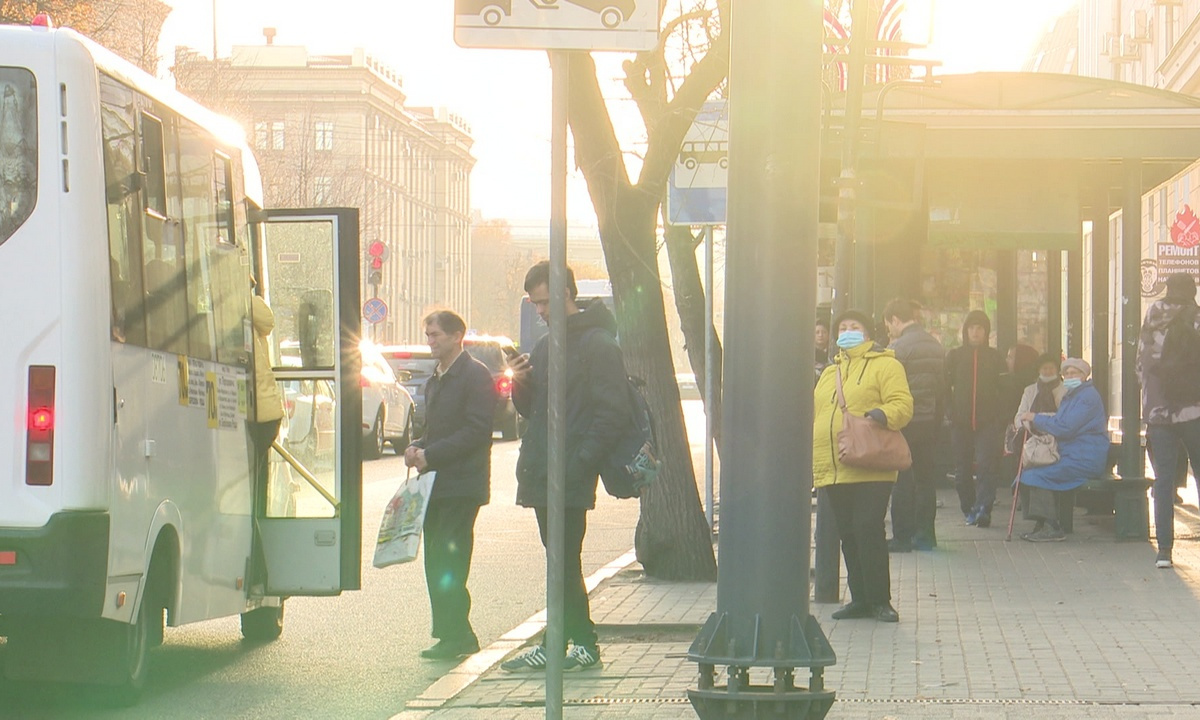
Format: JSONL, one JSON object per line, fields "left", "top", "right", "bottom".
{"left": 394, "top": 488, "right": 1200, "bottom": 719}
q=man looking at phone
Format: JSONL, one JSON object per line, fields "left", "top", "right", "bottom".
{"left": 405, "top": 309, "right": 496, "bottom": 660}
{"left": 501, "top": 260, "right": 628, "bottom": 673}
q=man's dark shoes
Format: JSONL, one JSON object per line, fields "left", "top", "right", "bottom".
{"left": 874, "top": 603, "right": 900, "bottom": 623}
{"left": 887, "top": 538, "right": 913, "bottom": 553}
{"left": 912, "top": 534, "right": 936, "bottom": 551}
{"left": 1021, "top": 526, "right": 1065, "bottom": 542}
{"left": 420, "top": 635, "right": 479, "bottom": 660}
{"left": 831, "top": 601, "right": 874, "bottom": 620}
{"left": 974, "top": 513, "right": 991, "bottom": 528}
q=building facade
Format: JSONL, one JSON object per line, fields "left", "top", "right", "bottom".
{"left": 173, "top": 37, "right": 474, "bottom": 343}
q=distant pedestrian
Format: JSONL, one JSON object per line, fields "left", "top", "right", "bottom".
{"left": 815, "top": 318, "right": 832, "bottom": 380}
{"left": 1138, "top": 273, "right": 1200, "bottom": 569}
{"left": 882, "top": 298, "right": 945, "bottom": 552}
{"left": 1015, "top": 358, "right": 1108, "bottom": 542}
{"left": 502, "top": 260, "right": 627, "bottom": 672}
{"left": 944, "top": 310, "right": 1007, "bottom": 528}
{"left": 405, "top": 309, "right": 497, "bottom": 660}
{"left": 814, "top": 310, "right": 913, "bottom": 623}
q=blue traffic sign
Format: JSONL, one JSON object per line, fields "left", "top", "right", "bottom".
{"left": 363, "top": 297, "right": 388, "bottom": 324}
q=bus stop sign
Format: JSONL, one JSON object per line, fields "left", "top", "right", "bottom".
{"left": 363, "top": 297, "right": 388, "bottom": 325}
{"left": 667, "top": 101, "right": 728, "bottom": 226}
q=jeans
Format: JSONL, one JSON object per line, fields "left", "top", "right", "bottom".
{"left": 891, "top": 421, "right": 939, "bottom": 545}
{"left": 827, "top": 482, "right": 894, "bottom": 606}
{"left": 1150, "top": 419, "right": 1200, "bottom": 552}
{"left": 423, "top": 499, "right": 481, "bottom": 642}
{"left": 952, "top": 421, "right": 1004, "bottom": 517}
{"left": 534, "top": 507, "right": 598, "bottom": 649}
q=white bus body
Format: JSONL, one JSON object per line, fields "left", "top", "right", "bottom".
{"left": 0, "top": 22, "right": 361, "bottom": 699}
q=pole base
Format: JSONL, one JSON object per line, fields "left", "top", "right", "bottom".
{"left": 688, "top": 611, "right": 836, "bottom": 719}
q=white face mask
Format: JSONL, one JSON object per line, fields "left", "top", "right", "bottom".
{"left": 1039, "top": 374, "right": 1058, "bottom": 383}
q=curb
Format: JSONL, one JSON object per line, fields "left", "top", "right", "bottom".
{"left": 389, "top": 548, "right": 639, "bottom": 720}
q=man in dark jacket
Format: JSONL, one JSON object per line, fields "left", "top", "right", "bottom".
{"left": 405, "top": 309, "right": 497, "bottom": 660}
{"left": 502, "top": 261, "right": 626, "bottom": 673}
{"left": 944, "top": 310, "right": 1007, "bottom": 528}
{"left": 883, "top": 298, "right": 945, "bottom": 551}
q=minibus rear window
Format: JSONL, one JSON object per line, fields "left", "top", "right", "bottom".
{"left": 0, "top": 68, "right": 37, "bottom": 246}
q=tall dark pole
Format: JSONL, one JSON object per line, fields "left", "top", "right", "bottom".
{"left": 1120, "top": 159, "right": 1144, "bottom": 482}
{"left": 688, "top": 0, "right": 836, "bottom": 718}
{"left": 1067, "top": 246, "right": 1084, "bottom": 358}
{"left": 1047, "top": 250, "right": 1063, "bottom": 356}
{"left": 816, "top": 0, "right": 873, "bottom": 607}
{"left": 1091, "top": 188, "right": 1111, "bottom": 407}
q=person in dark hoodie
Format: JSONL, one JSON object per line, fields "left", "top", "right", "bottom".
{"left": 503, "top": 261, "right": 627, "bottom": 673}
{"left": 1138, "top": 273, "right": 1200, "bottom": 569}
{"left": 944, "top": 310, "right": 1008, "bottom": 528}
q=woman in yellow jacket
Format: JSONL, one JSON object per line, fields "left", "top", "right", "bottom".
{"left": 814, "top": 310, "right": 914, "bottom": 623}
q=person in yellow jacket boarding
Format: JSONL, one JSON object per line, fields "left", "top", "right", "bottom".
{"left": 813, "top": 309, "right": 914, "bottom": 623}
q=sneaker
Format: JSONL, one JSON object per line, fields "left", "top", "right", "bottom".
{"left": 887, "top": 538, "right": 913, "bottom": 553}
{"left": 974, "top": 513, "right": 992, "bottom": 529}
{"left": 501, "top": 645, "right": 549, "bottom": 673}
{"left": 419, "top": 635, "right": 479, "bottom": 660}
{"left": 563, "top": 644, "right": 601, "bottom": 672}
{"left": 1156, "top": 550, "right": 1174, "bottom": 569}
{"left": 912, "top": 535, "right": 936, "bottom": 551}
{"left": 1021, "top": 526, "right": 1066, "bottom": 542}
{"left": 964, "top": 509, "right": 980, "bottom": 526}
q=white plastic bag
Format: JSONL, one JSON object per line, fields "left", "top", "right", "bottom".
{"left": 373, "top": 470, "right": 436, "bottom": 568}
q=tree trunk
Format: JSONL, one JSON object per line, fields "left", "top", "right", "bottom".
{"left": 605, "top": 189, "right": 716, "bottom": 582}
{"left": 662, "top": 221, "right": 723, "bottom": 450}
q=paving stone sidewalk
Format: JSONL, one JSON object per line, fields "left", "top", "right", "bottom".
{"left": 396, "top": 488, "right": 1200, "bottom": 719}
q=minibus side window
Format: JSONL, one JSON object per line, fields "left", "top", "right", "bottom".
{"left": 0, "top": 68, "right": 37, "bottom": 246}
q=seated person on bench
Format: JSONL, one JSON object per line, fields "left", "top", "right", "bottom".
{"left": 1015, "top": 358, "right": 1109, "bottom": 542}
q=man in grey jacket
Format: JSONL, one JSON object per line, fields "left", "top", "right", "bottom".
{"left": 883, "top": 298, "right": 946, "bottom": 551}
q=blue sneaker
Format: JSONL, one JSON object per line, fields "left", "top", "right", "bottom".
{"left": 964, "top": 509, "right": 980, "bottom": 526}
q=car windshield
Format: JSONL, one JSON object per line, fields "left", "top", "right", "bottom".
{"left": 390, "top": 357, "right": 438, "bottom": 384}
{"left": 467, "top": 343, "right": 504, "bottom": 373}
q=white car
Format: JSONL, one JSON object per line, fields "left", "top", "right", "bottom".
{"left": 360, "top": 342, "right": 416, "bottom": 459}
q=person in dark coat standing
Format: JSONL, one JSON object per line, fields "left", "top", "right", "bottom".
{"left": 502, "top": 261, "right": 627, "bottom": 673}
{"left": 944, "top": 310, "right": 1008, "bottom": 528}
{"left": 1138, "top": 273, "right": 1200, "bottom": 569}
{"left": 405, "top": 309, "right": 497, "bottom": 660}
{"left": 883, "top": 298, "right": 945, "bottom": 552}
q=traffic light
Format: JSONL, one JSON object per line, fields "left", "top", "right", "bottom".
{"left": 367, "top": 241, "right": 387, "bottom": 286}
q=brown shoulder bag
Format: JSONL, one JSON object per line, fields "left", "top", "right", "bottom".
{"left": 835, "top": 365, "right": 912, "bottom": 472}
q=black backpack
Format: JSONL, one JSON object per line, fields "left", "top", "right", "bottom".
{"left": 599, "top": 375, "right": 660, "bottom": 499}
{"left": 1157, "top": 304, "right": 1200, "bottom": 407}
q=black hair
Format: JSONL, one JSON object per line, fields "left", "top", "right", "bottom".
{"left": 523, "top": 260, "right": 578, "bottom": 300}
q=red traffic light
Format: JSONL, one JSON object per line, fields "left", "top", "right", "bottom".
{"left": 367, "top": 241, "right": 386, "bottom": 257}
{"left": 370, "top": 257, "right": 383, "bottom": 269}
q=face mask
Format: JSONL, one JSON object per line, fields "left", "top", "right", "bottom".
{"left": 1062, "top": 378, "right": 1083, "bottom": 390}
{"left": 1039, "top": 374, "right": 1058, "bottom": 384}
{"left": 836, "top": 331, "right": 866, "bottom": 349}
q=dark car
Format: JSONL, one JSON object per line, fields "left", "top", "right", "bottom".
{"left": 381, "top": 335, "right": 524, "bottom": 441}
{"left": 463, "top": 334, "right": 524, "bottom": 441}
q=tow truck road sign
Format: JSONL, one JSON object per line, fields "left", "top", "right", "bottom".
{"left": 454, "top": 0, "right": 660, "bottom": 51}
{"left": 363, "top": 297, "right": 388, "bottom": 325}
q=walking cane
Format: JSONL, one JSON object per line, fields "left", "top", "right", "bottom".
{"left": 1006, "top": 427, "right": 1029, "bottom": 542}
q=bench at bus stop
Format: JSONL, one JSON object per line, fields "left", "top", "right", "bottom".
{"left": 1051, "top": 427, "right": 1153, "bottom": 540}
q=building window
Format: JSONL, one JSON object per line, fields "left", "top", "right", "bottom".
{"left": 270, "top": 121, "right": 284, "bottom": 150}
{"left": 314, "top": 176, "right": 332, "bottom": 205}
{"left": 254, "top": 121, "right": 269, "bottom": 150}
{"left": 315, "top": 121, "right": 334, "bottom": 151}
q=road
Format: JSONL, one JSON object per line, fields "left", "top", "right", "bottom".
{"left": 0, "top": 402, "right": 710, "bottom": 719}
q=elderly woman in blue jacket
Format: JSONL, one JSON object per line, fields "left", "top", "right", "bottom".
{"left": 1015, "top": 358, "right": 1109, "bottom": 542}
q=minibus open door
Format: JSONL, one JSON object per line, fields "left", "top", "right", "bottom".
{"left": 254, "top": 207, "right": 362, "bottom": 595}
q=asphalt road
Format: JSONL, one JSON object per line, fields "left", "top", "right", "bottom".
{"left": 0, "top": 434, "right": 646, "bottom": 719}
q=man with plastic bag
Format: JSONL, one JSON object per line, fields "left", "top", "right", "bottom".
{"left": 404, "top": 309, "right": 497, "bottom": 660}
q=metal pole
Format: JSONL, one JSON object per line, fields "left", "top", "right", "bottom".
{"left": 997, "top": 250, "right": 1018, "bottom": 353}
{"left": 545, "top": 49, "right": 568, "bottom": 720}
{"left": 1091, "top": 188, "right": 1111, "bottom": 408}
{"left": 704, "top": 224, "right": 715, "bottom": 532}
{"left": 1047, "top": 250, "right": 1063, "bottom": 356}
{"left": 818, "top": 0, "right": 873, "bottom": 609}
{"left": 1120, "top": 159, "right": 1144, "bottom": 482}
{"left": 688, "top": 0, "right": 835, "bottom": 717}
{"left": 1067, "top": 244, "right": 1084, "bottom": 358}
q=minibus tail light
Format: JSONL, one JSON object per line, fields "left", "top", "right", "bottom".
{"left": 26, "top": 366, "right": 56, "bottom": 486}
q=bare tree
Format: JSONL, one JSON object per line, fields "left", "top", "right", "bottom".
{"left": 1, "top": 0, "right": 170, "bottom": 74}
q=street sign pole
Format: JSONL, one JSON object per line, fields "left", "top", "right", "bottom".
{"left": 688, "top": 0, "right": 835, "bottom": 717}
{"left": 545, "top": 49, "right": 568, "bottom": 720}
{"left": 704, "top": 224, "right": 715, "bottom": 532}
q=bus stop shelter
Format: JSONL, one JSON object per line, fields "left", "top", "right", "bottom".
{"left": 826, "top": 71, "right": 1200, "bottom": 489}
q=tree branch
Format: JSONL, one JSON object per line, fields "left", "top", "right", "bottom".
{"left": 565, "top": 51, "right": 633, "bottom": 228}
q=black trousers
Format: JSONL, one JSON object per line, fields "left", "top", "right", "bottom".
{"left": 534, "top": 507, "right": 598, "bottom": 649}
{"left": 952, "top": 422, "right": 1004, "bottom": 516}
{"left": 827, "top": 482, "right": 894, "bottom": 606}
{"left": 423, "top": 498, "right": 481, "bottom": 642}
{"left": 890, "top": 421, "right": 939, "bottom": 545}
